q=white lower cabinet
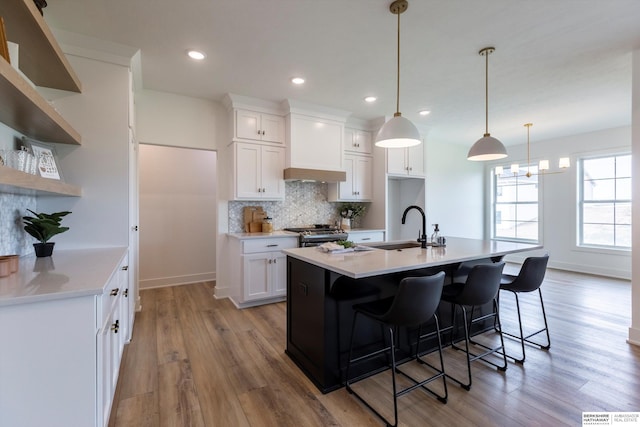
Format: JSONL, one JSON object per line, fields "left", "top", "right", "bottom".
{"left": 228, "top": 235, "right": 298, "bottom": 308}
{"left": 0, "top": 249, "right": 130, "bottom": 427}
{"left": 243, "top": 251, "right": 287, "bottom": 300}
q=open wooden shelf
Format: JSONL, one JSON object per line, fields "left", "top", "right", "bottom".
{"left": 0, "top": 0, "right": 82, "bottom": 92}
{"left": 0, "top": 165, "right": 81, "bottom": 196}
{"left": 0, "top": 58, "right": 81, "bottom": 145}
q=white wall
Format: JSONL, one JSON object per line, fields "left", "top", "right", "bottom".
{"left": 629, "top": 49, "right": 640, "bottom": 345}
{"left": 426, "top": 139, "right": 485, "bottom": 240}
{"left": 135, "top": 90, "right": 223, "bottom": 288}
{"left": 37, "top": 54, "right": 130, "bottom": 249}
{"left": 138, "top": 144, "right": 216, "bottom": 288}
{"left": 488, "top": 126, "right": 632, "bottom": 278}
{"left": 136, "top": 90, "right": 225, "bottom": 150}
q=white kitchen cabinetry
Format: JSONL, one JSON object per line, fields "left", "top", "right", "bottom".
{"left": 328, "top": 153, "right": 372, "bottom": 201}
{"left": 228, "top": 234, "right": 298, "bottom": 308}
{"left": 235, "top": 109, "right": 285, "bottom": 144}
{"left": 344, "top": 127, "right": 372, "bottom": 154}
{"left": 0, "top": 248, "right": 129, "bottom": 427}
{"left": 386, "top": 143, "right": 425, "bottom": 177}
{"left": 347, "top": 230, "right": 385, "bottom": 244}
{"left": 234, "top": 142, "right": 285, "bottom": 200}
{"left": 286, "top": 113, "right": 344, "bottom": 171}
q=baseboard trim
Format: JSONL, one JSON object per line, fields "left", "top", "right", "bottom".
{"left": 139, "top": 272, "right": 216, "bottom": 290}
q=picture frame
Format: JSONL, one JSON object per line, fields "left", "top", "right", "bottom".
{"left": 0, "top": 17, "right": 10, "bottom": 64}
{"left": 21, "top": 137, "right": 63, "bottom": 180}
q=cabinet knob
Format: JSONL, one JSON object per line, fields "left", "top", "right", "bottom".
{"left": 268, "top": 259, "right": 272, "bottom": 264}
{"left": 111, "top": 320, "right": 120, "bottom": 334}
{"left": 123, "top": 289, "right": 129, "bottom": 297}
{"left": 110, "top": 288, "right": 119, "bottom": 296}
{"left": 409, "top": 167, "right": 412, "bottom": 171}
{"left": 262, "top": 130, "right": 266, "bottom": 135}
{"left": 273, "top": 258, "right": 277, "bottom": 264}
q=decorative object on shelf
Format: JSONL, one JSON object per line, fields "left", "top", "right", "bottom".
{"left": 0, "top": 16, "right": 9, "bottom": 63}
{"left": 33, "top": 0, "right": 48, "bottom": 15}
{"left": 21, "top": 137, "right": 63, "bottom": 180}
{"left": 22, "top": 209, "right": 71, "bottom": 257}
{"left": 467, "top": 47, "right": 508, "bottom": 161}
{"left": 374, "top": 0, "right": 421, "bottom": 148}
{"left": 495, "top": 123, "right": 570, "bottom": 178}
{"left": 338, "top": 202, "right": 367, "bottom": 229}
{"left": 0, "top": 255, "right": 19, "bottom": 277}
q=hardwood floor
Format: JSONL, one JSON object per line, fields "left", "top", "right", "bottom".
{"left": 109, "top": 267, "right": 640, "bottom": 427}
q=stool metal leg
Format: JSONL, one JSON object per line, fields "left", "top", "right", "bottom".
{"left": 499, "top": 288, "right": 551, "bottom": 363}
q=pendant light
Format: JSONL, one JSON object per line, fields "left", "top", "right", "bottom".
{"left": 467, "top": 47, "right": 507, "bottom": 161}
{"left": 375, "top": 0, "right": 421, "bottom": 148}
{"left": 497, "top": 123, "right": 570, "bottom": 177}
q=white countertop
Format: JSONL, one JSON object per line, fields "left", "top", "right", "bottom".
{"left": 283, "top": 237, "right": 542, "bottom": 279}
{"left": 0, "top": 247, "right": 128, "bottom": 307}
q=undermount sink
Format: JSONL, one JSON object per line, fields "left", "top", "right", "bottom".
{"left": 368, "top": 241, "right": 428, "bottom": 250}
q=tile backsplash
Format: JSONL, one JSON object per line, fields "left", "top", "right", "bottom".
{"left": 0, "top": 193, "right": 36, "bottom": 256}
{"left": 229, "top": 181, "right": 345, "bottom": 232}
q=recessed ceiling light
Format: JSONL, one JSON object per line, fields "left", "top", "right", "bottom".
{"left": 291, "top": 77, "right": 305, "bottom": 85}
{"left": 419, "top": 110, "right": 431, "bottom": 116}
{"left": 187, "top": 50, "right": 206, "bottom": 60}
{"left": 364, "top": 96, "right": 377, "bottom": 103}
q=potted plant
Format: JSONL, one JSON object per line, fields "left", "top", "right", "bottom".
{"left": 338, "top": 202, "right": 367, "bottom": 230}
{"left": 22, "top": 210, "right": 71, "bottom": 257}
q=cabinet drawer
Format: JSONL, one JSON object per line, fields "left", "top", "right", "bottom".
{"left": 242, "top": 237, "right": 298, "bottom": 254}
{"left": 348, "top": 231, "right": 384, "bottom": 243}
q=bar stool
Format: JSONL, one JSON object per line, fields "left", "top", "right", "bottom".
{"left": 345, "top": 272, "right": 447, "bottom": 427}
{"left": 498, "top": 254, "right": 550, "bottom": 363}
{"left": 440, "top": 262, "right": 507, "bottom": 391}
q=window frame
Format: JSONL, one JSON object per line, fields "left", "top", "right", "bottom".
{"left": 491, "top": 164, "right": 542, "bottom": 244}
{"left": 577, "top": 153, "right": 632, "bottom": 250}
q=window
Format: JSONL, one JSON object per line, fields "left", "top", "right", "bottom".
{"left": 579, "top": 154, "right": 631, "bottom": 249}
{"left": 493, "top": 165, "right": 540, "bottom": 242}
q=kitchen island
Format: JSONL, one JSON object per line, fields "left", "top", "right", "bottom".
{"left": 283, "top": 237, "right": 541, "bottom": 393}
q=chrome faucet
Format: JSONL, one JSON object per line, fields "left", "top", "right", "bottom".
{"left": 401, "top": 205, "right": 427, "bottom": 248}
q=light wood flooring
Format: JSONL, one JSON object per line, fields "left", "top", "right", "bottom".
{"left": 109, "top": 267, "right": 640, "bottom": 427}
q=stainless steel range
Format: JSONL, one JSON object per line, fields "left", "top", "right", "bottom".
{"left": 284, "top": 225, "right": 349, "bottom": 247}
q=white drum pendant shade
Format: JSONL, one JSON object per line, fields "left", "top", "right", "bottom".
{"left": 376, "top": 115, "right": 421, "bottom": 148}
{"left": 467, "top": 134, "right": 507, "bottom": 161}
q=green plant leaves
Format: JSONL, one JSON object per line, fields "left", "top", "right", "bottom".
{"left": 22, "top": 210, "right": 71, "bottom": 243}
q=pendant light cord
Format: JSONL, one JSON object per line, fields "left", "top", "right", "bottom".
{"left": 395, "top": 9, "right": 401, "bottom": 115}
{"left": 485, "top": 49, "right": 489, "bottom": 135}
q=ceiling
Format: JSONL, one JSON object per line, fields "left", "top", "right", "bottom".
{"left": 43, "top": 0, "right": 640, "bottom": 147}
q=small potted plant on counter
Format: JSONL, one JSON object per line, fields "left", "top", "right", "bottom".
{"left": 338, "top": 202, "right": 367, "bottom": 230}
{"left": 23, "top": 209, "right": 71, "bottom": 257}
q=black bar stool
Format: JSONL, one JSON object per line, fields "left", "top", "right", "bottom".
{"left": 440, "top": 262, "right": 507, "bottom": 390}
{"left": 345, "top": 272, "right": 447, "bottom": 427}
{"left": 498, "top": 254, "right": 551, "bottom": 363}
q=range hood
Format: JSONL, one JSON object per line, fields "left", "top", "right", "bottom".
{"left": 283, "top": 168, "right": 346, "bottom": 183}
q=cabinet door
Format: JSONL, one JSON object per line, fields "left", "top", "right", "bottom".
{"left": 260, "top": 113, "right": 285, "bottom": 144}
{"left": 354, "top": 155, "right": 373, "bottom": 200}
{"left": 289, "top": 115, "right": 343, "bottom": 170}
{"left": 236, "top": 109, "right": 262, "bottom": 141}
{"left": 348, "top": 231, "right": 384, "bottom": 243}
{"left": 235, "top": 143, "right": 262, "bottom": 199}
{"left": 407, "top": 143, "right": 425, "bottom": 176}
{"left": 345, "top": 128, "right": 372, "bottom": 154}
{"left": 243, "top": 254, "right": 271, "bottom": 301}
{"left": 260, "top": 145, "right": 285, "bottom": 199}
{"left": 354, "top": 130, "right": 372, "bottom": 154}
{"left": 386, "top": 147, "right": 408, "bottom": 175}
{"left": 272, "top": 251, "right": 288, "bottom": 296}
{"left": 338, "top": 155, "right": 357, "bottom": 200}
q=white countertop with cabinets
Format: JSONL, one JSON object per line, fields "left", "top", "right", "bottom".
{"left": 0, "top": 247, "right": 128, "bottom": 306}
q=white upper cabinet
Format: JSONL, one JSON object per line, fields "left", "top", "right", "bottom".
{"left": 386, "top": 142, "right": 425, "bottom": 177}
{"left": 234, "top": 142, "right": 285, "bottom": 200}
{"left": 329, "top": 153, "right": 372, "bottom": 201}
{"left": 344, "top": 127, "right": 372, "bottom": 154}
{"left": 235, "top": 109, "right": 285, "bottom": 144}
